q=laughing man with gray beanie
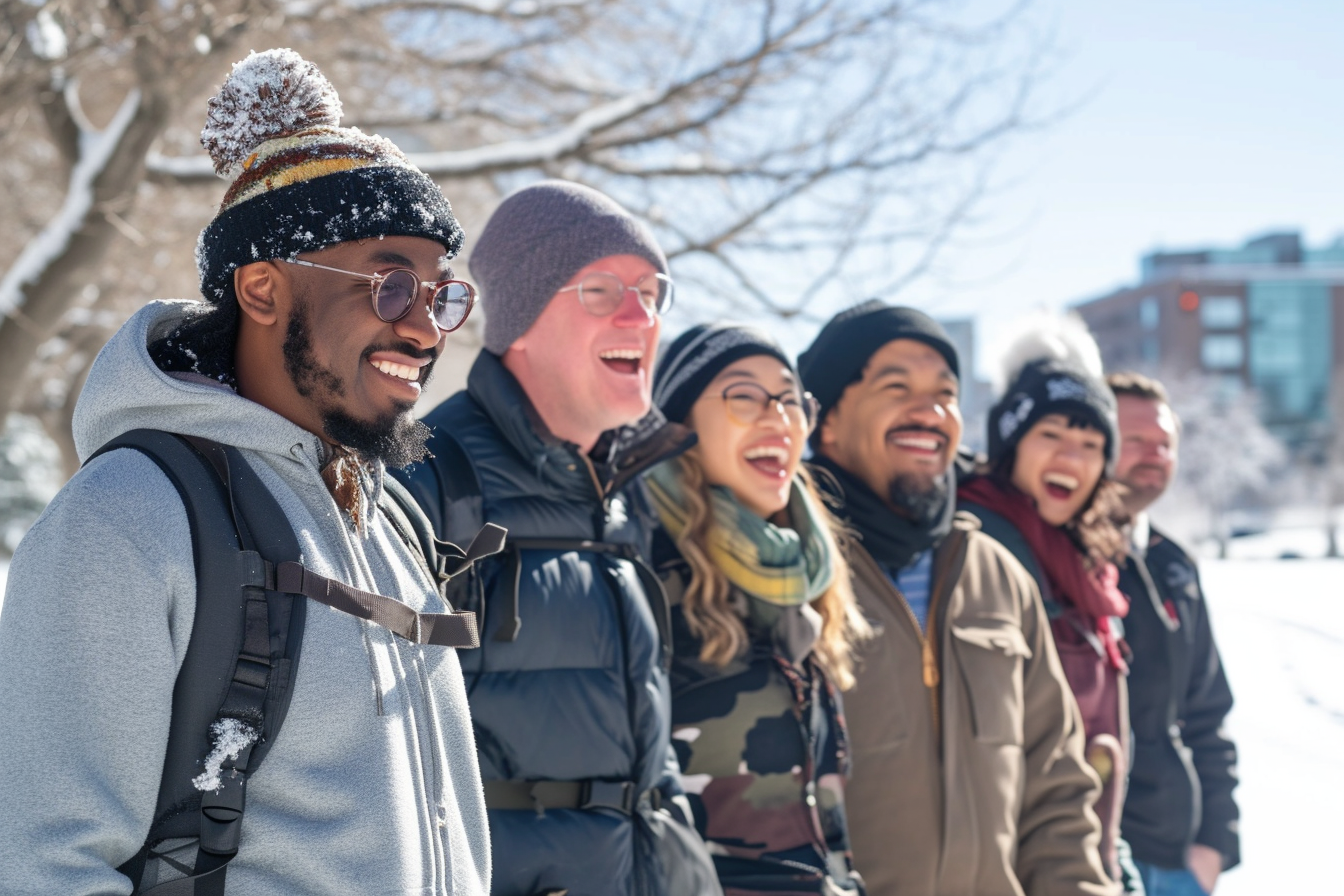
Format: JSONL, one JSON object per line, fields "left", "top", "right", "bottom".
{"left": 393, "top": 180, "right": 720, "bottom": 896}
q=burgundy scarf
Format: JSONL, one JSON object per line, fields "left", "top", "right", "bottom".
{"left": 958, "top": 477, "right": 1129, "bottom": 671}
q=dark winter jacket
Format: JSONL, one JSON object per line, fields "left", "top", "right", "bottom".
{"left": 393, "top": 351, "right": 713, "bottom": 896}
{"left": 1118, "top": 519, "right": 1240, "bottom": 871}
{"left": 650, "top": 530, "right": 857, "bottom": 894}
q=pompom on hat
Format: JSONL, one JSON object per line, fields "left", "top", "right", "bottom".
{"left": 195, "top": 48, "right": 463, "bottom": 305}
{"left": 986, "top": 314, "right": 1118, "bottom": 471}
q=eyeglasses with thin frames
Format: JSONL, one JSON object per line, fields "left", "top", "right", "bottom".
{"left": 716, "top": 382, "right": 819, "bottom": 431}
{"left": 283, "top": 258, "right": 477, "bottom": 332}
{"left": 557, "top": 271, "right": 674, "bottom": 318}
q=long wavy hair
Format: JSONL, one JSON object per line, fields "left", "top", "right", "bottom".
{"left": 667, "top": 452, "right": 871, "bottom": 689}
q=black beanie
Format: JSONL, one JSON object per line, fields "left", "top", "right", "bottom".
{"left": 987, "top": 358, "right": 1119, "bottom": 470}
{"left": 797, "top": 300, "right": 960, "bottom": 424}
{"left": 653, "top": 323, "right": 794, "bottom": 424}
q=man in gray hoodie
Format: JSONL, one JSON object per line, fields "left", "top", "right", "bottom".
{"left": 0, "top": 49, "right": 490, "bottom": 895}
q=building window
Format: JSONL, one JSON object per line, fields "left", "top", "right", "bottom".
{"left": 1248, "top": 281, "right": 1332, "bottom": 428}
{"left": 1139, "top": 296, "right": 1160, "bottom": 330}
{"left": 1200, "top": 295, "right": 1243, "bottom": 329}
{"left": 1141, "top": 336, "right": 1159, "bottom": 364}
{"left": 1201, "top": 334, "right": 1244, "bottom": 369}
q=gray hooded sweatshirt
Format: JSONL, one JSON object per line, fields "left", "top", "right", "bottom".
{"left": 0, "top": 301, "right": 490, "bottom": 895}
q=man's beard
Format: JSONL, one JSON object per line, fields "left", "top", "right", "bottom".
{"left": 887, "top": 470, "right": 950, "bottom": 527}
{"left": 283, "top": 298, "right": 435, "bottom": 469}
{"left": 1119, "top": 464, "right": 1168, "bottom": 511}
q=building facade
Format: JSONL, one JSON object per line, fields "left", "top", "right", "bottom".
{"left": 1073, "top": 231, "right": 1344, "bottom": 455}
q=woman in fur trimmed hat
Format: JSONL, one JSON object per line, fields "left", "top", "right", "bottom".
{"left": 646, "top": 323, "right": 870, "bottom": 894}
{"left": 956, "top": 313, "right": 1136, "bottom": 888}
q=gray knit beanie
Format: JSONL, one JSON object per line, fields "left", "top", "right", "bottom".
{"left": 470, "top": 180, "right": 668, "bottom": 355}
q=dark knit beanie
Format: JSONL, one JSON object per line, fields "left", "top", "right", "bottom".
{"left": 195, "top": 49, "right": 463, "bottom": 305}
{"left": 653, "top": 323, "right": 795, "bottom": 424}
{"left": 987, "top": 358, "right": 1119, "bottom": 470}
{"left": 797, "top": 300, "right": 960, "bottom": 424}
{"left": 470, "top": 180, "right": 668, "bottom": 355}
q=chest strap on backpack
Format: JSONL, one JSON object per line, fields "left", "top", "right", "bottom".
{"left": 270, "top": 559, "right": 484, "bottom": 649}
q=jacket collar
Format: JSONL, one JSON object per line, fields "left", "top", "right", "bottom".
{"left": 466, "top": 350, "right": 695, "bottom": 498}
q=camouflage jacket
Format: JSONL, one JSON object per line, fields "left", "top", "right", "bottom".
{"left": 654, "top": 532, "right": 858, "bottom": 895}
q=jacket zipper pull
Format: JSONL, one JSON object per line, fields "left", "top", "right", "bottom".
{"left": 922, "top": 637, "right": 939, "bottom": 689}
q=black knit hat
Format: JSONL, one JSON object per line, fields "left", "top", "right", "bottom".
{"left": 195, "top": 49, "right": 463, "bottom": 306}
{"left": 653, "top": 323, "right": 794, "bottom": 424}
{"left": 797, "top": 300, "right": 960, "bottom": 424}
{"left": 987, "top": 358, "right": 1119, "bottom": 470}
{"left": 470, "top": 180, "right": 668, "bottom": 355}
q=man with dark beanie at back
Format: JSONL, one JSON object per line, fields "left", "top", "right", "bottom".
{"left": 394, "top": 180, "right": 720, "bottom": 896}
{"left": 798, "top": 299, "right": 1117, "bottom": 896}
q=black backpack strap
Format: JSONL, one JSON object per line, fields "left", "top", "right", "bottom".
{"left": 380, "top": 475, "right": 507, "bottom": 603}
{"left": 90, "top": 430, "right": 306, "bottom": 896}
{"left": 501, "top": 537, "right": 672, "bottom": 672}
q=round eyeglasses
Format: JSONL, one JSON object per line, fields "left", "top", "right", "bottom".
{"left": 557, "top": 271, "right": 674, "bottom": 318}
{"left": 718, "top": 383, "right": 819, "bottom": 431}
{"left": 284, "top": 258, "right": 477, "bottom": 332}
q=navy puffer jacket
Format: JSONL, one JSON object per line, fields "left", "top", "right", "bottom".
{"left": 394, "top": 351, "right": 715, "bottom": 896}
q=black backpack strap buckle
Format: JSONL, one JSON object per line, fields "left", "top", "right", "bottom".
{"left": 580, "top": 780, "right": 637, "bottom": 814}
{"left": 198, "top": 737, "right": 254, "bottom": 857}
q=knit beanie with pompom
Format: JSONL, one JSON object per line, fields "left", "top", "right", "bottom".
{"left": 195, "top": 48, "right": 463, "bottom": 305}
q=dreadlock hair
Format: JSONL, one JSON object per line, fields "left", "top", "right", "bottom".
{"left": 666, "top": 452, "right": 871, "bottom": 690}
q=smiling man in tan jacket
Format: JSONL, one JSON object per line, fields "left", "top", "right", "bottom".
{"left": 798, "top": 301, "right": 1116, "bottom": 896}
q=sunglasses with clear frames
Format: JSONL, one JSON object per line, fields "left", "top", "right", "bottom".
{"left": 283, "top": 258, "right": 477, "bottom": 332}
{"left": 718, "top": 383, "right": 819, "bottom": 430}
{"left": 557, "top": 271, "right": 674, "bottom": 318}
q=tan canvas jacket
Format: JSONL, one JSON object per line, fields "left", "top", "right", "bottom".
{"left": 844, "top": 513, "right": 1117, "bottom": 896}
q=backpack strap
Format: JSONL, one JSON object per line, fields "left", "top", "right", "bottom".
{"left": 94, "top": 431, "right": 495, "bottom": 895}
{"left": 380, "top": 475, "right": 507, "bottom": 606}
{"left": 393, "top": 429, "right": 669, "bottom": 667}
{"left": 90, "top": 430, "right": 306, "bottom": 896}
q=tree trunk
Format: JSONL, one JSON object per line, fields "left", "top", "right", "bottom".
{"left": 0, "top": 89, "right": 170, "bottom": 420}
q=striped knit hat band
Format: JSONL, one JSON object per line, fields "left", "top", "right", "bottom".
{"left": 195, "top": 49, "right": 463, "bottom": 305}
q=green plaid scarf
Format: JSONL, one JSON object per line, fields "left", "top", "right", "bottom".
{"left": 646, "top": 460, "right": 834, "bottom": 607}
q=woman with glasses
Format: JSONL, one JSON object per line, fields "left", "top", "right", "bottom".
{"left": 647, "top": 323, "right": 870, "bottom": 895}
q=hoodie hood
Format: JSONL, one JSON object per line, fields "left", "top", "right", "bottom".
{"left": 74, "top": 300, "right": 324, "bottom": 465}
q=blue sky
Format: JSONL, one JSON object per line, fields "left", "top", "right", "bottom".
{"left": 891, "top": 0, "right": 1344, "bottom": 378}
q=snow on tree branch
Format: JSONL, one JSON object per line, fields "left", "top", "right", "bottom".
{"left": 0, "top": 89, "right": 142, "bottom": 319}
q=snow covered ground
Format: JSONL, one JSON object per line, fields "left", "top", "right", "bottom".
{"left": 1201, "top": 558, "right": 1343, "bottom": 896}
{"left": 0, "top": 556, "right": 1339, "bottom": 891}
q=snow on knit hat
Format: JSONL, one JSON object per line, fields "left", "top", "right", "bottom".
{"left": 797, "top": 300, "right": 960, "bottom": 426}
{"left": 986, "top": 314, "right": 1118, "bottom": 471}
{"left": 653, "top": 322, "right": 795, "bottom": 424}
{"left": 469, "top": 180, "right": 668, "bottom": 355}
{"left": 195, "top": 48, "right": 463, "bottom": 305}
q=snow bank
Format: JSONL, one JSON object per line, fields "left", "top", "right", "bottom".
{"left": 1200, "top": 559, "right": 1343, "bottom": 895}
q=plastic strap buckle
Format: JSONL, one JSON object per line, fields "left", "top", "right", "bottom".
{"left": 579, "top": 780, "right": 637, "bottom": 814}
